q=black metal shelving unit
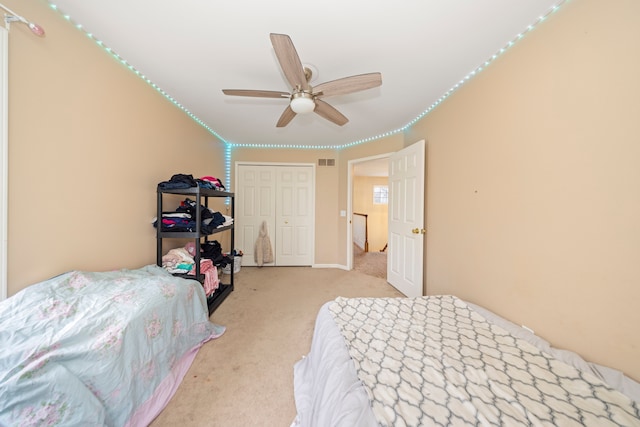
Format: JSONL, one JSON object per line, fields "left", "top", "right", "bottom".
{"left": 156, "top": 186, "right": 234, "bottom": 315}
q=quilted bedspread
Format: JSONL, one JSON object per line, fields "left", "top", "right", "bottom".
{"left": 0, "top": 265, "right": 224, "bottom": 426}
{"left": 329, "top": 295, "right": 640, "bottom": 426}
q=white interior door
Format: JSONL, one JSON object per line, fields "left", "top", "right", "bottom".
{"left": 387, "top": 140, "right": 425, "bottom": 297}
{"left": 236, "top": 165, "right": 276, "bottom": 267}
{"left": 235, "top": 163, "right": 314, "bottom": 267}
{"left": 275, "top": 166, "right": 314, "bottom": 266}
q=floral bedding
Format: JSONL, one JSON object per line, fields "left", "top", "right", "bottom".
{"left": 0, "top": 265, "right": 225, "bottom": 426}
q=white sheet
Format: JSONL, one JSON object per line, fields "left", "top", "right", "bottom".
{"left": 292, "top": 302, "right": 378, "bottom": 427}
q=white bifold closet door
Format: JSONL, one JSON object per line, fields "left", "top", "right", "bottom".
{"left": 236, "top": 164, "right": 314, "bottom": 267}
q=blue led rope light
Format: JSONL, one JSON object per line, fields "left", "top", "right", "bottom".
{"left": 334, "top": 0, "right": 568, "bottom": 150}
{"left": 48, "top": 1, "right": 567, "bottom": 153}
{"left": 224, "top": 144, "right": 232, "bottom": 204}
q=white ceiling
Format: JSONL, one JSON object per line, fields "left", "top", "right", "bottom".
{"left": 48, "top": 0, "right": 564, "bottom": 148}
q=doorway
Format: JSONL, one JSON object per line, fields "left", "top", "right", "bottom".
{"left": 347, "top": 140, "right": 426, "bottom": 296}
{"left": 348, "top": 154, "right": 390, "bottom": 279}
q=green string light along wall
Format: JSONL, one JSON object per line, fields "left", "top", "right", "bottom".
{"left": 48, "top": 0, "right": 568, "bottom": 189}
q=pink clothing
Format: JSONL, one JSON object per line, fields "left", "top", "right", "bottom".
{"left": 184, "top": 242, "right": 197, "bottom": 256}
{"left": 189, "top": 259, "right": 219, "bottom": 296}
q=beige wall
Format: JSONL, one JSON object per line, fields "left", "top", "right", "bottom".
{"left": 229, "top": 147, "right": 339, "bottom": 265}
{"left": 5, "top": 0, "right": 226, "bottom": 294}
{"left": 230, "top": 137, "right": 404, "bottom": 266}
{"left": 5, "top": 0, "right": 404, "bottom": 292}
{"left": 6, "top": 0, "right": 638, "bottom": 382}
{"left": 230, "top": 136, "right": 404, "bottom": 266}
{"left": 407, "top": 0, "right": 640, "bottom": 381}
{"left": 353, "top": 176, "right": 388, "bottom": 252}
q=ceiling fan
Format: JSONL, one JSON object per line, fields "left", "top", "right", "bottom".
{"left": 222, "top": 33, "right": 382, "bottom": 127}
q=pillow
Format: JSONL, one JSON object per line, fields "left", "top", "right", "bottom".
{"left": 466, "top": 301, "right": 640, "bottom": 403}
{"left": 466, "top": 302, "right": 553, "bottom": 353}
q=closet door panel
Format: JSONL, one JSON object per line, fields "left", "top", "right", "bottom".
{"left": 258, "top": 170, "right": 274, "bottom": 216}
{"left": 275, "top": 166, "right": 314, "bottom": 266}
{"left": 280, "top": 226, "right": 293, "bottom": 255}
{"left": 237, "top": 165, "right": 276, "bottom": 267}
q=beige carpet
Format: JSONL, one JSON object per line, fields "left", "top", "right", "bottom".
{"left": 150, "top": 266, "right": 401, "bottom": 427}
{"left": 353, "top": 243, "right": 387, "bottom": 279}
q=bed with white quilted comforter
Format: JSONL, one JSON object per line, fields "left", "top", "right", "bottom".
{"left": 292, "top": 295, "right": 640, "bottom": 426}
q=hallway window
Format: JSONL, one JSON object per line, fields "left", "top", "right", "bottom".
{"left": 373, "top": 185, "right": 388, "bottom": 205}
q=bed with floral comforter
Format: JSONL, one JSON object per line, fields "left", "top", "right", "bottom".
{"left": 0, "top": 265, "right": 225, "bottom": 426}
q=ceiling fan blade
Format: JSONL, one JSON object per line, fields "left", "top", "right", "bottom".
{"left": 270, "top": 33, "right": 310, "bottom": 91}
{"left": 314, "top": 99, "right": 348, "bottom": 126}
{"left": 313, "top": 72, "right": 382, "bottom": 98}
{"left": 222, "top": 89, "right": 290, "bottom": 98}
{"left": 276, "top": 105, "right": 297, "bottom": 127}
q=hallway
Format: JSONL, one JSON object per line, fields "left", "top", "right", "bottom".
{"left": 353, "top": 243, "right": 387, "bottom": 279}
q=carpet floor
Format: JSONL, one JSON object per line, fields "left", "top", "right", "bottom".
{"left": 353, "top": 243, "right": 387, "bottom": 279}
{"left": 149, "top": 266, "right": 401, "bottom": 427}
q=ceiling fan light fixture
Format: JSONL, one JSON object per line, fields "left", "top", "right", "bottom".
{"left": 290, "top": 93, "right": 315, "bottom": 114}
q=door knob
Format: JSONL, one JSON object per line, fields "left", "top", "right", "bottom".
{"left": 412, "top": 228, "right": 427, "bottom": 234}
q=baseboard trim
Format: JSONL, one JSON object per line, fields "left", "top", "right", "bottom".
{"left": 312, "top": 263, "right": 348, "bottom": 271}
